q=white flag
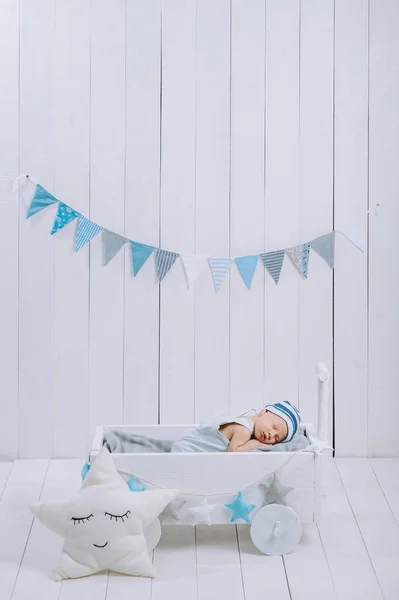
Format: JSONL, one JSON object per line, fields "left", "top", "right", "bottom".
{"left": 181, "top": 254, "right": 208, "bottom": 288}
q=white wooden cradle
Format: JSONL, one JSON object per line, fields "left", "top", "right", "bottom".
{"left": 90, "top": 363, "right": 331, "bottom": 555}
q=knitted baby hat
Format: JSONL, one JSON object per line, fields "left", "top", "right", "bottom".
{"left": 264, "top": 400, "right": 301, "bottom": 443}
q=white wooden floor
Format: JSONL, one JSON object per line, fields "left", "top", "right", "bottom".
{"left": 0, "top": 458, "right": 398, "bottom": 600}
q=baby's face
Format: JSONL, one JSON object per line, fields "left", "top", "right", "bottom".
{"left": 253, "top": 410, "right": 288, "bottom": 445}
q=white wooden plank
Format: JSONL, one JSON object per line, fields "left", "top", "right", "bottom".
{"left": 236, "top": 525, "right": 290, "bottom": 600}
{"left": 0, "top": 0, "right": 19, "bottom": 460}
{"left": 12, "top": 459, "right": 95, "bottom": 600}
{"left": 283, "top": 523, "right": 336, "bottom": 600}
{"left": 229, "top": 0, "right": 266, "bottom": 417}
{"left": 196, "top": 525, "right": 245, "bottom": 600}
{"left": 0, "top": 462, "right": 12, "bottom": 498}
{"left": 106, "top": 570, "right": 151, "bottom": 600}
{"left": 159, "top": 0, "right": 196, "bottom": 423}
{"left": 0, "top": 460, "right": 48, "bottom": 600}
{"left": 264, "top": 0, "right": 300, "bottom": 405}
{"left": 124, "top": 0, "right": 161, "bottom": 425}
{"left": 194, "top": 0, "right": 231, "bottom": 423}
{"left": 151, "top": 526, "right": 196, "bottom": 600}
{"left": 334, "top": 0, "right": 369, "bottom": 457}
{"left": 369, "top": 458, "right": 399, "bottom": 526}
{"left": 298, "top": 0, "right": 333, "bottom": 437}
{"left": 336, "top": 458, "right": 399, "bottom": 598}
{"left": 317, "top": 458, "right": 383, "bottom": 599}
{"left": 53, "top": 0, "right": 90, "bottom": 458}
{"left": 89, "top": 0, "right": 126, "bottom": 440}
{"left": 368, "top": 0, "right": 399, "bottom": 457}
{"left": 19, "top": 0, "right": 56, "bottom": 458}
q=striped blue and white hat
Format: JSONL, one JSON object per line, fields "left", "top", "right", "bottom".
{"left": 264, "top": 401, "right": 301, "bottom": 443}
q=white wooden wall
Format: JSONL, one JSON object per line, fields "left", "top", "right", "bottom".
{"left": 0, "top": 0, "right": 397, "bottom": 459}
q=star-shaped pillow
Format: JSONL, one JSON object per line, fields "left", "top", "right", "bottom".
{"left": 30, "top": 447, "right": 179, "bottom": 580}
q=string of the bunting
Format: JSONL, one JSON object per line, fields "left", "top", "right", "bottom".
{"left": 15, "top": 175, "right": 362, "bottom": 292}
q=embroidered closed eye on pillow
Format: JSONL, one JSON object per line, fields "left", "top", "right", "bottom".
{"left": 30, "top": 447, "right": 179, "bottom": 580}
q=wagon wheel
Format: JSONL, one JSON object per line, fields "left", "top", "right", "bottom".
{"left": 144, "top": 518, "right": 162, "bottom": 552}
{"left": 250, "top": 504, "right": 302, "bottom": 555}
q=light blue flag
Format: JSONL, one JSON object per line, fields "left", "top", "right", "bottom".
{"left": 27, "top": 184, "right": 58, "bottom": 219}
{"left": 75, "top": 216, "right": 102, "bottom": 252}
{"left": 208, "top": 257, "right": 232, "bottom": 293}
{"left": 103, "top": 230, "right": 126, "bottom": 265}
{"left": 286, "top": 243, "right": 310, "bottom": 278}
{"left": 260, "top": 250, "right": 285, "bottom": 284}
{"left": 51, "top": 202, "right": 80, "bottom": 235}
{"left": 235, "top": 255, "right": 259, "bottom": 290}
{"left": 155, "top": 249, "right": 179, "bottom": 281}
{"left": 130, "top": 241, "right": 156, "bottom": 276}
{"left": 310, "top": 232, "right": 335, "bottom": 268}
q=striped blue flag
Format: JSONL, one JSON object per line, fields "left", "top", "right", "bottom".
{"left": 260, "top": 250, "right": 285, "bottom": 284}
{"left": 235, "top": 255, "right": 259, "bottom": 290}
{"left": 155, "top": 249, "right": 179, "bottom": 281}
{"left": 27, "top": 184, "right": 58, "bottom": 219}
{"left": 208, "top": 257, "right": 232, "bottom": 293}
{"left": 75, "top": 216, "right": 102, "bottom": 252}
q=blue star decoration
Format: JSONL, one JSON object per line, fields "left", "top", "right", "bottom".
{"left": 127, "top": 476, "right": 146, "bottom": 492}
{"left": 225, "top": 491, "right": 256, "bottom": 524}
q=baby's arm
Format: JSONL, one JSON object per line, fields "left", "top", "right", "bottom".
{"left": 232, "top": 438, "right": 273, "bottom": 452}
{"left": 227, "top": 425, "right": 252, "bottom": 452}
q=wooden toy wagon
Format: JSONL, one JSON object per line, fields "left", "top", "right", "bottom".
{"left": 90, "top": 363, "right": 331, "bottom": 556}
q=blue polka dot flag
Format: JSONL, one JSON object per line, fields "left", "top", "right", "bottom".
{"left": 51, "top": 202, "right": 80, "bottom": 235}
{"left": 235, "top": 255, "right": 259, "bottom": 290}
{"left": 155, "top": 249, "right": 179, "bottom": 281}
{"left": 130, "top": 241, "right": 156, "bottom": 276}
{"left": 286, "top": 243, "right": 310, "bottom": 278}
{"left": 260, "top": 250, "right": 285, "bottom": 284}
{"left": 208, "top": 257, "right": 233, "bottom": 292}
{"left": 27, "top": 184, "right": 58, "bottom": 219}
{"left": 75, "top": 216, "right": 102, "bottom": 252}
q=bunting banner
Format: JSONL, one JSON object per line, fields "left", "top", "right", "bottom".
{"left": 181, "top": 254, "right": 208, "bottom": 289}
{"left": 235, "top": 255, "right": 259, "bottom": 290}
{"left": 75, "top": 216, "right": 102, "bottom": 252}
{"left": 17, "top": 176, "right": 363, "bottom": 293}
{"left": 155, "top": 249, "right": 179, "bottom": 281}
{"left": 130, "top": 241, "right": 156, "bottom": 276}
{"left": 208, "top": 258, "right": 233, "bottom": 293}
{"left": 103, "top": 230, "right": 126, "bottom": 266}
{"left": 260, "top": 250, "right": 285, "bottom": 285}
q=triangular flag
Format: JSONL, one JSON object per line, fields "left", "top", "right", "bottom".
{"left": 130, "top": 241, "right": 156, "bottom": 276}
{"left": 155, "top": 249, "right": 179, "bottom": 282}
{"left": 235, "top": 255, "right": 259, "bottom": 290}
{"left": 75, "top": 216, "right": 102, "bottom": 252}
{"left": 27, "top": 184, "right": 58, "bottom": 219}
{"left": 337, "top": 222, "right": 364, "bottom": 252}
{"left": 310, "top": 232, "right": 335, "bottom": 268}
{"left": 102, "top": 230, "right": 126, "bottom": 265}
{"left": 260, "top": 250, "right": 285, "bottom": 284}
{"left": 181, "top": 254, "right": 208, "bottom": 288}
{"left": 51, "top": 202, "right": 80, "bottom": 235}
{"left": 286, "top": 243, "right": 310, "bottom": 278}
{"left": 208, "top": 257, "right": 232, "bottom": 293}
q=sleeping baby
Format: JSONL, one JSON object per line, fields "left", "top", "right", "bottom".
{"left": 171, "top": 400, "right": 301, "bottom": 453}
